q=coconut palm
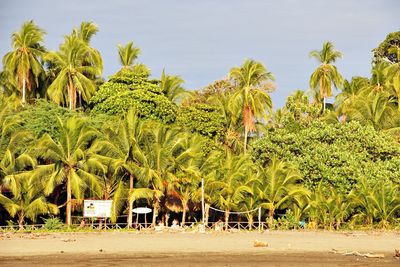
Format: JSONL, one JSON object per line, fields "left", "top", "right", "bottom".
{"left": 368, "top": 181, "right": 400, "bottom": 228}
{"left": 138, "top": 122, "right": 185, "bottom": 226}
{"left": 228, "top": 59, "right": 274, "bottom": 153}
{"left": 208, "top": 150, "right": 254, "bottom": 229}
{"left": 0, "top": 105, "right": 34, "bottom": 191}
{"left": 166, "top": 133, "right": 205, "bottom": 225}
{"left": 46, "top": 34, "right": 102, "bottom": 110}
{"left": 346, "top": 91, "right": 400, "bottom": 130}
{"left": 309, "top": 41, "right": 344, "bottom": 111}
{"left": 2, "top": 20, "right": 46, "bottom": 104}
{"left": 91, "top": 109, "right": 154, "bottom": 227}
{"left": 256, "top": 157, "right": 309, "bottom": 227}
{"left": 118, "top": 41, "right": 141, "bottom": 70}
{"left": 0, "top": 173, "right": 58, "bottom": 229}
{"left": 32, "top": 116, "right": 102, "bottom": 225}
{"left": 335, "top": 77, "right": 370, "bottom": 119}
{"left": 160, "top": 70, "right": 188, "bottom": 104}
{"left": 349, "top": 178, "right": 376, "bottom": 226}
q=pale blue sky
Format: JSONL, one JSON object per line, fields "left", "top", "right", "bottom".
{"left": 0, "top": 0, "right": 399, "bottom": 107}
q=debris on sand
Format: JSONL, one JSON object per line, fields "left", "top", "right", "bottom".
{"left": 61, "top": 238, "right": 76, "bottom": 242}
{"left": 331, "top": 249, "right": 384, "bottom": 258}
{"left": 395, "top": 249, "right": 400, "bottom": 258}
{"left": 253, "top": 240, "right": 268, "bottom": 247}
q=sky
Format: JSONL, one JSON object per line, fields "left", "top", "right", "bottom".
{"left": 0, "top": 0, "right": 399, "bottom": 108}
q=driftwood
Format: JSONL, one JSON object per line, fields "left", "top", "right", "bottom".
{"left": 331, "top": 249, "right": 384, "bottom": 258}
{"left": 395, "top": 249, "right": 400, "bottom": 258}
{"left": 253, "top": 240, "right": 268, "bottom": 247}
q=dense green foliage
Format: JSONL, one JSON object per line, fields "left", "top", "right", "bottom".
{"left": 176, "top": 103, "right": 225, "bottom": 138}
{"left": 251, "top": 121, "right": 400, "bottom": 192}
{"left": 0, "top": 21, "right": 399, "bottom": 230}
{"left": 90, "top": 69, "right": 176, "bottom": 123}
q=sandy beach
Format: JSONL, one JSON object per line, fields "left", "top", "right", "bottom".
{"left": 0, "top": 230, "right": 399, "bottom": 266}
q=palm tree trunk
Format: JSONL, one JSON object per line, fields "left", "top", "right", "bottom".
{"left": 244, "top": 125, "right": 248, "bottom": 154}
{"left": 182, "top": 208, "right": 187, "bottom": 227}
{"left": 323, "top": 97, "right": 326, "bottom": 111}
{"left": 66, "top": 171, "right": 72, "bottom": 226}
{"left": 127, "top": 174, "right": 134, "bottom": 228}
{"left": 22, "top": 78, "right": 26, "bottom": 104}
{"left": 152, "top": 202, "right": 159, "bottom": 227}
{"left": 18, "top": 212, "right": 25, "bottom": 230}
{"left": 68, "top": 79, "right": 73, "bottom": 110}
{"left": 268, "top": 209, "right": 274, "bottom": 228}
{"left": 224, "top": 210, "right": 229, "bottom": 231}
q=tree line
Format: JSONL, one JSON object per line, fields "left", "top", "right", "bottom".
{"left": 0, "top": 21, "right": 399, "bottom": 230}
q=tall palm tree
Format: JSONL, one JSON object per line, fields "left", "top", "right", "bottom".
{"left": 309, "top": 41, "right": 344, "bottom": 111}
{"left": 2, "top": 20, "right": 46, "bottom": 104}
{"left": 32, "top": 116, "right": 102, "bottom": 225}
{"left": 46, "top": 35, "right": 102, "bottom": 109}
{"left": 228, "top": 59, "right": 274, "bottom": 153}
{"left": 0, "top": 173, "right": 58, "bottom": 229}
{"left": 117, "top": 41, "right": 141, "bottom": 69}
{"left": 139, "top": 122, "right": 184, "bottom": 226}
{"left": 257, "top": 158, "right": 309, "bottom": 227}
{"left": 91, "top": 109, "right": 154, "bottom": 227}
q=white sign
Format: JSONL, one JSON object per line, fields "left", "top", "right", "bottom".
{"left": 133, "top": 207, "right": 152, "bottom": 214}
{"left": 83, "top": 200, "right": 113, "bottom": 218}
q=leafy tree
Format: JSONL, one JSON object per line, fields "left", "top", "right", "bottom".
{"left": 373, "top": 31, "right": 400, "bottom": 64}
{"left": 90, "top": 69, "right": 176, "bottom": 123}
{"left": 309, "top": 41, "right": 343, "bottom": 111}
{"left": 2, "top": 20, "right": 46, "bottom": 104}
{"left": 9, "top": 99, "right": 74, "bottom": 140}
{"left": 228, "top": 59, "right": 274, "bottom": 153}
{"left": 176, "top": 103, "right": 225, "bottom": 139}
{"left": 251, "top": 121, "right": 400, "bottom": 193}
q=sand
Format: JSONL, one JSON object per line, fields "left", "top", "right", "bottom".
{"left": 0, "top": 230, "right": 399, "bottom": 266}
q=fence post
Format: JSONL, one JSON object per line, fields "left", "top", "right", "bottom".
{"left": 258, "top": 207, "right": 261, "bottom": 232}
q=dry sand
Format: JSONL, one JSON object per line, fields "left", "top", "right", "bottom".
{"left": 0, "top": 230, "right": 399, "bottom": 266}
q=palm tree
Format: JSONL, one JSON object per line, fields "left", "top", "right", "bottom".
{"left": 228, "top": 59, "right": 274, "bottom": 153}
{"left": 32, "top": 116, "right": 102, "bottom": 225}
{"left": 0, "top": 105, "right": 34, "bottom": 191}
{"left": 0, "top": 173, "right": 58, "bottom": 229}
{"left": 309, "top": 41, "right": 344, "bottom": 111}
{"left": 257, "top": 158, "right": 309, "bottom": 227}
{"left": 2, "top": 20, "right": 46, "bottom": 104}
{"left": 349, "top": 178, "right": 375, "bottom": 226}
{"left": 91, "top": 109, "right": 154, "bottom": 227}
{"left": 335, "top": 77, "right": 370, "bottom": 119}
{"left": 117, "top": 41, "right": 141, "bottom": 70}
{"left": 139, "top": 122, "right": 184, "bottom": 226}
{"left": 346, "top": 91, "right": 400, "bottom": 130}
{"left": 46, "top": 34, "right": 102, "bottom": 110}
{"left": 160, "top": 70, "right": 188, "bottom": 104}
{"left": 368, "top": 181, "right": 400, "bottom": 228}
{"left": 208, "top": 150, "right": 254, "bottom": 229}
